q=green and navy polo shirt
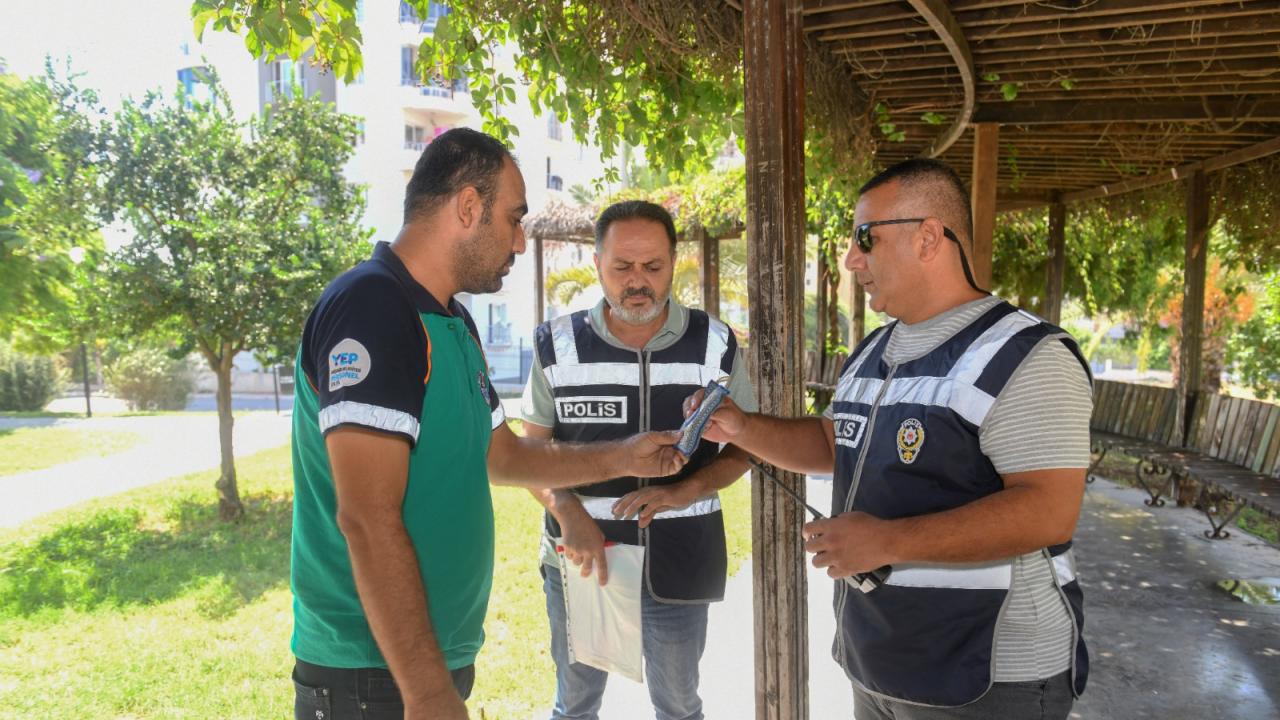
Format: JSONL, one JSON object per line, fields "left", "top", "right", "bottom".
{"left": 290, "top": 241, "right": 503, "bottom": 670}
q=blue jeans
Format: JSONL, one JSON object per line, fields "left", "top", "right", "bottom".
{"left": 542, "top": 563, "right": 710, "bottom": 720}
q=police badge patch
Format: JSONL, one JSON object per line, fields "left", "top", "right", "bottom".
{"left": 896, "top": 418, "right": 925, "bottom": 464}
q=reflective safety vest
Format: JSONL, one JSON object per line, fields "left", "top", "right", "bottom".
{"left": 829, "top": 300, "right": 1090, "bottom": 706}
{"left": 535, "top": 307, "right": 736, "bottom": 602}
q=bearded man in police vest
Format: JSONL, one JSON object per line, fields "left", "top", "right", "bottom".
{"left": 521, "top": 200, "right": 757, "bottom": 720}
{"left": 693, "top": 159, "right": 1091, "bottom": 719}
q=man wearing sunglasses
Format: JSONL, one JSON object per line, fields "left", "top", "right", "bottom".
{"left": 691, "top": 158, "right": 1092, "bottom": 719}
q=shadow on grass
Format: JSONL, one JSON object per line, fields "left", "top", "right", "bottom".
{"left": 0, "top": 491, "right": 292, "bottom": 618}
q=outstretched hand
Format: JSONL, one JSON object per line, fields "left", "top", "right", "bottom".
{"left": 682, "top": 389, "right": 747, "bottom": 444}
{"left": 620, "top": 430, "right": 688, "bottom": 478}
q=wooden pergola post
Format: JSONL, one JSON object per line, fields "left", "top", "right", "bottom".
{"left": 534, "top": 236, "right": 546, "bottom": 326}
{"left": 970, "top": 122, "right": 999, "bottom": 288}
{"left": 698, "top": 225, "right": 721, "bottom": 317}
{"left": 848, "top": 279, "right": 865, "bottom": 346}
{"left": 1044, "top": 199, "right": 1066, "bottom": 325}
{"left": 743, "top": 0, "right": 809, "bottom": 718}
{"left": 1178, "top": 169, "right": 1209, "bottom": 442}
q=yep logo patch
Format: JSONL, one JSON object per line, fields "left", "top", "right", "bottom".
{"left": 555, "top": 396, "right": 628, "bottom": 424}
{"left": 328, "top": 338, "right": 371, "bottom": 391}
{"left": 833, "top": 412, "right": 869, "bottom": 450}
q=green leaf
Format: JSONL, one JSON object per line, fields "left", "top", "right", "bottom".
{"left": 921, "top": 111, "right": 945, "bottom": 125}
{"left": 1000, "top": 82, "right": 1020, "bottom": 101}
{"left": 982, "top": 72, "right": 1000, "bottom": 83}
{"left": 1059, "top": 77, "right": 1076, "bottom": 90}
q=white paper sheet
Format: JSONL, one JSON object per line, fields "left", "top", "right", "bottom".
{"left": 558, "top": 541, "right": 645, "bottom": 683}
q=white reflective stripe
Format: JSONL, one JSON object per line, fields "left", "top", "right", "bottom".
{"left": 834, "top": 331, "right": 890, "bottom": 399}
{"left": 948, "top": 310, "right": 1038, "bottom": 385}
{"left": 705, "top": 317, "right": 730, "bottom": 371}
{"left": 575, "top": 494, "right": 722, "bottom": 521}
{"left": 545, "top": 362, "right": 722, "bottom": 389}
{"left": 545, "top": 363, "right": 640, "bottom": 388}
{"left": 1052, "top": 550, "right": 1078, "bottom": 585}
{"left": 886, "top": 549, "right": 1077, "bottom": 590}
{"left": 831, "top": 375, "right": 997, "bottom": 427}
{"left": 885, "top": 560, "right": 1013, "bottom": 589}
{"left": 319, "top": 401, "right": 420, "bottom": 442}
{"left": 491, "top": 403, "right": 505, "bottom": 430}
{"left": 650, "top": 362, "right": 722, "bottom": 387}
{"left": 550, "top": 314, "right": 579, "bottom": 365}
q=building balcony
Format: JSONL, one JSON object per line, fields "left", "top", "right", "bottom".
{"left": 397, "top": 83, "right": 471, "bottom": 117}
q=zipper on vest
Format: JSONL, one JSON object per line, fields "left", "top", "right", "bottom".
{"left": 834, "top": 362, "right": 899, "bottom": 673}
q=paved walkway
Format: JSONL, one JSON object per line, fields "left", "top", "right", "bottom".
{"left": 0, "top": 412, "right": 292, "bottom": 527}
{"left": 586, "top": 475, "right": 1279, "bottom": 719}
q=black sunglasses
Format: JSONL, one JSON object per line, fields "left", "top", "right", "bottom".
{"left": 852, "top": 218, "right": 986, "bottom": 293}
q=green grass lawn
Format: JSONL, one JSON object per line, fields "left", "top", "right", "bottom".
{"left": 0, "top": 435, "right": 754, "bottom": 719}
{"left": 0, "top": 426, "right": 146, "bottom": 476}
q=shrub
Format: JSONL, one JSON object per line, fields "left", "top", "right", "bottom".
{"left": 0, "top": 342, "right": 64, "bottom": 411}
{"left": 105, "top": 348, "right": 195, "bottom": 411}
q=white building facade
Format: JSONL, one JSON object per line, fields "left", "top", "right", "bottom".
{"left": 177, "top": 0, "right": 618, "bottom": 392}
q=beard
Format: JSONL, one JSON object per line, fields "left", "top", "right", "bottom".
{"left": 454, "top": 223, "right": 513, "bottom": 295}
{"left": 605, "top": 285, "right": 670, "bottom": 325}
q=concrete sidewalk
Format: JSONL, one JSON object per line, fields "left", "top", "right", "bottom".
{"left": 0, "top": 412, "right": 292, "bottom": 527}
{"left": 578, "top": 475, "right": 1280, "bottom": 719}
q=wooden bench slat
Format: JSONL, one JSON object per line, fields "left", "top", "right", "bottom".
{"left": 1252, "top": 404, "right": 1280, "bottom": 474}
{"left": 1238, "top": 401, "right": 1265, "bottom": 469}
{"left": 1262, "top": 404, "right": 1280, "bottom": 478}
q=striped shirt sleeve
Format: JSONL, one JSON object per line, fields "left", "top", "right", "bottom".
{"left": 980, "top": 339, "right": 1093, "bottom": 474}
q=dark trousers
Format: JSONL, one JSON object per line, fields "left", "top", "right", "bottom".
{"left": 293, "top": 658, "right": 475, "bottom": 720}
{"left": 852, "top": 671, "right": 1074, "bottom": 720}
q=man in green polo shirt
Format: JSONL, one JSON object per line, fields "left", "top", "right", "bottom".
{"left": 290, "top": 128, "right": 686, "bottom": 720}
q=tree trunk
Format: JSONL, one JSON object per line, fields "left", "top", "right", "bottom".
{"left": 213, "top": 351, "right": 244, "bottom": 521}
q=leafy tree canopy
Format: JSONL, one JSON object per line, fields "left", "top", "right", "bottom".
{"left": 0, "top": 64, "right": 105, "bottom": 353}
{"left": 99, "top": 76, "right": 369, "bottom": 518}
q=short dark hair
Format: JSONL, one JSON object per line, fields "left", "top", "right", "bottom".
{"left": 859, "top": 158, "right": 973, "bottom": 247}
{"left": 403, "top": 128, "right": 514, "bottom": 224}
{"left": 594, "top": 200, "right": 678, "bottom": 252}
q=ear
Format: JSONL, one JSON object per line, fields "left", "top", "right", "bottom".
{"left": 454, "top": 186, "right": 482, "bottom": 229}
{"left": 916, "top": 217, "right": 948, "bottom": 262}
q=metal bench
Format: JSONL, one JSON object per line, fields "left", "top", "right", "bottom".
{"left": 1089, "top": 379, "right": 1280, "bottom": 539}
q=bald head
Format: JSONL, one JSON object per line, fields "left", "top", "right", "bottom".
{"left": 860, "top": 159, "right": 973, "bottom": 254}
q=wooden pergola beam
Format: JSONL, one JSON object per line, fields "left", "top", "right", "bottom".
{"left": 698, "top": 225, "right": 721, "bottom": 318}
{"left": 972, "top": 98, "right": 1280, "bottom": 125}
{"left": 818, "top": 4, "right": 1277, "bottom": 43}
{"left": 830, "top": 15, "right": 1280, "bottom": 54}
{"left": 1045, "top": 200, "right": 1066, "bottom": 325}
{"left": 1179, "top": 168, "right": 1209, "bottom": 441}
{"left": 907, "top": 0, "right": 975, "bottom": 158}
{"left": 1061, "top": 135, "right": 1280, "bottom": 203}
{"left": 743, "top": 0, "right": 809, "bottom": 717}
{"left": 970, "top": 122, "right": 999, "bottom": 289}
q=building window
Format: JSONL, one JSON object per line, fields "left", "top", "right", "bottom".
{"left": 401, "top": 46, "right": 417, "bottom": 86}
{"left": 545, "top": 157, "right": 563, "bottom": 191}
{"left": 405, "top": 125, "right": 428, "bottom": 151}
{"left": 178, "top": 66, "right": 214, "bottom": 107}
{"left": 269, "top": 59, "right": 307, "bottom": 99}
{"left": 487, "top": 303, "right": 511, "bottom": 345}
{"left": 401, "top": 2, "right": 450, "bottom": 31}
{"left": 547, "top": 112, "right": 563, "bottom": 141}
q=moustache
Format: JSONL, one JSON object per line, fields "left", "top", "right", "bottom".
{"left": 623, "top": 288, "right": 655, "bottom": 300}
